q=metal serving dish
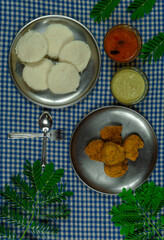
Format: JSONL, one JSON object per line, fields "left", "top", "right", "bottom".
{"left": 70, "top": 106, "right": 158, "bottom": 195}
{"left": 9, "top": 15, "right": 101, "bottom": 108}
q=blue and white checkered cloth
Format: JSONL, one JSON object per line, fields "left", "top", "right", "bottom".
{"left": 1, "top": 0, "right": 164, "bottom": 239}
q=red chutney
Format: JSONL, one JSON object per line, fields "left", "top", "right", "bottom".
{"left": 104, "top": 25, "right": 142, "bottom": 63}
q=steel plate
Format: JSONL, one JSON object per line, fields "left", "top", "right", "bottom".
{"left": 9, "top": 15, "right": 101, "bottom": 108}
{"left": 70, "top": 106, "right": 158, "bottom": 195}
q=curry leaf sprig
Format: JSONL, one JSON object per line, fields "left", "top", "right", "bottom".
{"left": 139, "top": 32, "right": 164, "bottom": 63}
{"left": 90, "top": 0, "right": 121, "bottom": 23}
{"left": 0, "top": 160, "right": 73, "bottom": 240}
{"left": 90, "top": 0, "right": 157, "bottom": 22}
{"left": 127, "top": 0, "right": 157, "bottom": 20}
{"left": 109, "top": 181, "right": 164, "bottom": 240}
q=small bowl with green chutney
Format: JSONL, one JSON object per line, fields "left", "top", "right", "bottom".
{"left": 110, "top": 67, "right": 149, "bottom": 105}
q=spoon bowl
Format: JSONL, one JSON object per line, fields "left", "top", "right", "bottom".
{"left": 39, "top": 112, "right": 53, "bottom": 133}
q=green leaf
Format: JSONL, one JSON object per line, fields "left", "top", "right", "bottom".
{"left": 156, "top": 217, "right": 164, "bottom": 230}
{"left": 40, "top": 185, "right": 73, "bottom": 205}
{"left": 152, "top": 189, "right": 164, "bottom": 216}
{"left": 135, "top": 181, "right": 164, "bottom": 215}
{"left": 39, "top": 162, "right": 64, "bottom": 194}
{"left": 30, "top": 221, "right": 59, "bottom": 236}
{"left": 24, "top": 160, "right": 42, "bottom": 191}
{"left": 0, "top": 205, "right": 27, "bottom": 228}
{"left": 0, "top": 160, "right": 73, "bottom": 240}
{"left": 11, "top": 174, "right": 35, "bottom": 199}
{"left": 127, "top": 0, "right": 157, "bottom": 20}
{"left": 118, "top": 188, "right": 136, "bottom": 205}
{"left": 109, "top": 181, "right": 164, "bottom": 240}
{"left": 110, "top": 203, "right": 144, "bottom": 238}
{"left": 140, "top": 32, "right": 164, "bottom": 63}
{"left": 0, "top": 225, "right": 17, "bottom": 240}
{"left": 111, "top": 207, "right": 143, "bottom": 226}
{"left": 90, "top": 0, "right": 121, "bottom": 23}
{"left": 63, "top": 191, "right": 73, "bottom": 196}
{"left": 120, "top": 225, "right": 135, "bottom": 236}
{"left": 0, "top": 185, "right": 33, "bottom": 213}
{"left": 161, "top": 216, "right": 164, "bottom": 224}
{"left": 124, "top": 230, "right": 154, "bottom": 239}
{"left": 43, "top": 205, "right": 71, "bottom": 220}
{"left": 135, "top": 181, "right": 156, "bottom": 212}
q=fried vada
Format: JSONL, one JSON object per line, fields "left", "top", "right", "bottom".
{"left": 104, "top": 160, "right": 128, "bottom": 177}
{"left": 101, "top": 141, "right": 126, "bottom": 165}
{"left": 85, "top": 140, "right": 104, "bottom": 161}
{"left": 123, "top": 134, "right": 144, "bottom": 161}
{"left": 100, "top": 126, "right": 123, "bottom": 144}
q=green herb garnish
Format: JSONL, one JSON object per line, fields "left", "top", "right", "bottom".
{"left": 139, "top": 32, "right": 164, "bottom": 63}
{"left": 109, "top": 181, "right": 164, "bottom": 240}
{"left": 127, "top": 0, "right": 157, "bottom": 20}
{"left": 90, "top": 0, "right": 157, "bottom": 22}
{"left": 0, "top": 160, "right": 73, "bottom": 240}
{"left": 90, "top": 0, "right": 121, "bottom": 23}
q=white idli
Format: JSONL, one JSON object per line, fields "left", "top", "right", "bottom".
{"left": 47, "top": 62, "right": 80, "bottom": 94}
{"left": 44, "top": 24, "right": 74, "bottom": 58}
{"left": 23, "top": 58, "right": 53, "bottom": 91}
{"left": 59, "top": 40, "right": 91, "bottom": 72}
{"left": 16, "top": 31, "right": 48, "bottom": 63}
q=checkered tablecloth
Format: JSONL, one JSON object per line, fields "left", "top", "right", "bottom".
{"left": 1, "top": 0, "right": 164, "bottom": 239}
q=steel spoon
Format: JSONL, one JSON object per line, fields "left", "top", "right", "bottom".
{"left": 39, "top": 111, "right": 53, "bottom": 168}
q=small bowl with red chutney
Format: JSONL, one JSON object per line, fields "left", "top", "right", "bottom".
{"left": 104, "top": 24, "right": 142, "bottom": 63}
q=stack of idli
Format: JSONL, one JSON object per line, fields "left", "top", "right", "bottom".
{"left": 15, "top": 23, "right": 91, "bottom": 94}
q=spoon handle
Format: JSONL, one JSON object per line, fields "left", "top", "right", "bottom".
{"left": 41, "top": 132, "right": 47, "bottom": 168}
{"left": 8, "top": 133, "right": 43, "bottom": 139}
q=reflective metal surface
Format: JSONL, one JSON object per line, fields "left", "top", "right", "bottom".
{"left": 39, "top": 111, "right": 53, "bottom": 168}
{"left": 8, "top": 129, "right": 64, "bottom": 141}
{"left": 70, "top": 106, "right": 158, "bottom": 195}
{"left": 9, "top": 15, "right": 101, "bottom": 108}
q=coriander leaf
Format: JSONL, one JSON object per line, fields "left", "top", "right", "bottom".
{"left": 90, "top": 0, "right": 121, "bottom": 23}
{"left": 127, "top": 0, "right": 157, "bottom": 20}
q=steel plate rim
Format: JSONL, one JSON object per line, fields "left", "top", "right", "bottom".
{"left": 69, "top": 105, "right": 158, "bottom": 195}
{"left": 9, "top": 15, "right": 101, "bottom": 109}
